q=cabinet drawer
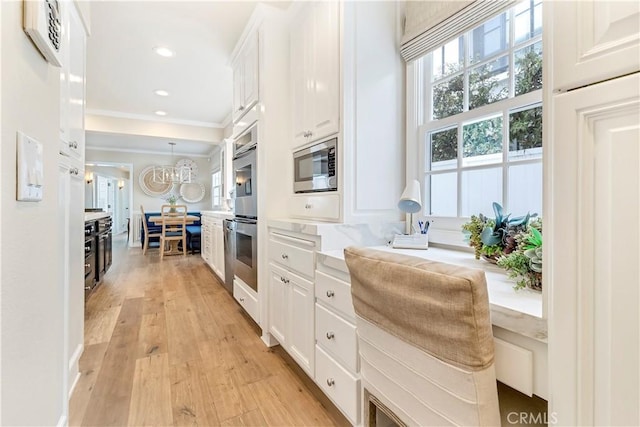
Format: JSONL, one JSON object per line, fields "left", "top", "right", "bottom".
{"left": 289, "top": 194, "right": 340, "bottom": 221}
{"left": 316, "top": 345, "right": 360, "bottom": 425}
{"left": 316, "top": 303, "right": 358, "bottom": 372}
{"left": 316, "top": 270, "right": 355, "bottom": 320}
{"left": 494, "top": 337, "right": 533, "bottom": 397}
{"left": 269, "top": 234, "right": 315, "bottom": 277}
{"left": 233, "top": 279, "right": 259, "bottom": 325}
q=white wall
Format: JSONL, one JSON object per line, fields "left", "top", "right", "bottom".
{"left": 86, "top": 149, "right": 213, "bottom": 212}
{"left": 1, "top": 1, "right": 65, "bottom": 425}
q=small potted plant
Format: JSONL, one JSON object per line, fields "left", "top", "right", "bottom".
{"left": 462, "top": 202, "right": 542, "bottom": 291}
{"left": 497, "top": 220, "right": 542, "bottom": 291}
{"left": 462, "top": 202, "right": 531, "bottom": 262}
{"left": 164, "top": 194, "right": 179, "bottom": 213}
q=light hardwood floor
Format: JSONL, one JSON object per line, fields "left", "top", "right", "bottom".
{"left": 70, "top": 234, "right": 342, "bottom": 426}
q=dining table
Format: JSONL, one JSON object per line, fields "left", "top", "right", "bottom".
{"left": 148, "top": 214, "right": 200, "bottom": 255}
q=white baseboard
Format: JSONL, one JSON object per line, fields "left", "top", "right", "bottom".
{"left": 68, "top": 343, "right": 84, "bottom": 399}
{"left": 57, "top": 414, "right": 68, "bottom": 427}
{"left": 68, "top": 371, "right": 81, "bottom": 399}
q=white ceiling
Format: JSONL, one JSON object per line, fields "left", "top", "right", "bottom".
{"left": 86, "top": 130, "right": 218, "bottom": 157}
{"left": 86, "top": 1, "right": 266, "bottom": 128}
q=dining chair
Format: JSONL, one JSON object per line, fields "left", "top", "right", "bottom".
{"left": 344, "top": 246, "right": 500, "bottom": 427}
{"left": 140, "top": 205, "right": 161, "bottom": 255}
{"left": 159, "top": 204, "right": 188, "bottom": 260}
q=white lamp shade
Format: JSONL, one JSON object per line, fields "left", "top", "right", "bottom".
{"left": 398, "top": 179, "right": 422, "bottom": 214}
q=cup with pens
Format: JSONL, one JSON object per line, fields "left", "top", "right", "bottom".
{"left": 418, "top": 220, "right": 430, "bottom": 235}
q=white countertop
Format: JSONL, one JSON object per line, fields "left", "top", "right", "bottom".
{"left": 84, "top": 212, "right": 111, "bottom": 222}
{"left": 318, "top": 245, "right": 547, "bottom": 343}
{"left": 201, "top": 210, "right": 234, "bottom": 219}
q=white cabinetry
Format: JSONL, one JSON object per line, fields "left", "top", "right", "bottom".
{"left": 58, "top": 0, "right": 87, "bottom": 403}
{"left": 551, "top": 1, "right": 640, "bottom": 92}
{"left": 548, "top": 2, "right": 640, "bottom": 423}
{"left": 232, "top": 31, "right": 259, "bottom": 123}
{"left": 315, "top": 260, "right": 361, "bottom": 425}
{"left": 201, "top": 214, "right": 225, "bottom": 281}
{"left": 267, "top": 230, "right": 317, "bottom": 376}
{"left": 290, "top": 1, "right": 340, "bottom": 148}
{"left": 59, "top": 0, "right": 85, "bottom": 162}
{"left": 58, "top": 158, "right": 84, "bottom": 405}
{"left": 287, "top": 1, "right": 404, "bottom": 223}
{"left": 550, "top": 74, "right": 640, "bottom": 426}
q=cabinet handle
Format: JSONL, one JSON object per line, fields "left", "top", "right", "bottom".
{"left": 70, "top": 141, "right": 78, "bottom": 149}
{"left": 281, "top": 253, "right": 288, "bottom": 260}
{"left": 280, "top": 276, "right": 285, "bottom": 283}
{"left": 85, "top": 286, "right": 92, "bottom": 291}
{"left": 85, "top": 246, "right": 91, "bottom": 251}
{"left": 326, "top": 290, "right": 335, "bottom": 298}
{"left": 239, "top": 297, "right": 245, "bottom": 302}
{"left": 84, "top": 263, "right": 90, "bottom": 268}
{"left": 326, "top": 331, "right": 335, "bottom": 340}
{"left": 239, "top": 105, "right": 245, "bottom": 111}
{"left": 304, "top": 204, "right": 312, "bottom": 209}
{"left": 284, "top": 278, "right": 289, "bottom": 284}
{"left": 326, "top": 378, "right": 335, "bottom": 387}
{"left": 308, "top": 131, "right": 313, "bottom": 137}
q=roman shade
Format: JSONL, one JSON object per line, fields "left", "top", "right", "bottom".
{"left": 401, "top": 0, "right": 516, "bottom": 62}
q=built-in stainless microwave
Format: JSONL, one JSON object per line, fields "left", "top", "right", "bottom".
{"left": 293, "top": 138, "right": 337, "bottom": 193}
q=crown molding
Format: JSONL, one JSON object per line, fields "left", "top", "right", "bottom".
{"left": 86, "top": 108, "right": 226, "bottom": 129}
{"left": 86, "top": 145, "right": 211, "bottom": 158}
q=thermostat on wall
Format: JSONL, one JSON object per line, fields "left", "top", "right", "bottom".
{"left": 23, "top": 0, "right": 63, "bottom": 67}
{"left": 17, "top": 132, "right": 44, "bottom": 202}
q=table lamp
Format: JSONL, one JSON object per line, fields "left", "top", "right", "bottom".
{"left": 398, "top": 179, "right": 422, "bottom": 234}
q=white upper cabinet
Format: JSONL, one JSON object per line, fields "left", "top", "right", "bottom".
{"left": 60, "top": 0, "right": 86, "bottom": 162}
{"left": 552, "top": 0, "right": 640, "bottom": 91}
{"left": 291, "top": 1, "right": 340, "bottom": 149}
{"left": 232, "top": 32, "right": 260, "bottom": 123}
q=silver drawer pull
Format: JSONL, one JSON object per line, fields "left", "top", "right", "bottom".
{"left": 326, "top": 378, "right": 335, "bottom": 387}
{"left": 281, "top": 253, "right": 288, "bottom": 260}
{"left": 284, "top": 278, "right": 289, "bottom": 284}
{"left": 304, "top": 203, "right": 312, "bottom": 209}
{"left": 326, "top": 332, "right": 335, "bottom": 340}
{"left": 239, "top": 297, "right": 245, "bottom": 302}
{"left": 326, "top": 290, "right": 335, "bottom": 298}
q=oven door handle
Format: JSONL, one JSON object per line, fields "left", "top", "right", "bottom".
{"left": 234, "top": 218, "right": 257, "bottom": 225}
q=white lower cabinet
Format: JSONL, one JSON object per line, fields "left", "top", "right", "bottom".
{"left": 316, "top": 345, "right": 361, "bottom": 425}
{"left": 268, "top": 262, "right": 315, "bottom": 377}
{"left": 267, "top": 229, "right": 318, "bottom": 377}
{"left": 314, "top": 263, "right": 361, "bottom": 425}
{"left": 234, "top": 278, "right": 259, "bottom": 324}
{"left": 201, "top": 215, "right": 225, "bottom": 281}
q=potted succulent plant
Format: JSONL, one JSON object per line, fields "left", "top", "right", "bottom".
{"left": 462, "top": 202, "right": 542, "bottom": 291}
{"left": 496, "top": 220, "right": 543, "bottom": 291}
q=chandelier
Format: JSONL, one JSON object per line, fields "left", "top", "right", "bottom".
{"left": 152, "top": 142, "right": 192, "bottom": 184}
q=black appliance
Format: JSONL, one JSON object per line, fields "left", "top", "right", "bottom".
{"left": 84, "top": 221, "right": 96, "bottom": 295}
{"left": 96, "top": 216, "right": 112, "bottom": 283}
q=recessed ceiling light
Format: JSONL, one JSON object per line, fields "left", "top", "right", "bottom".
{"left": 154, "top": 89, "right": 169, "bottom": 97}
{"left": 153, "top": 46, "right": 175, "bottom": 58}
{"left": 155, "top": 110, "right": 167, "bottom": 116}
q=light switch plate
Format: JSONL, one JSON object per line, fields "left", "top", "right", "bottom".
{"left": 17, "top": 131, "right": 44, "bottom": 202}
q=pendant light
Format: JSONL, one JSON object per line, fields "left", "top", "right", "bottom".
{"left": 152, "top": 142, "right": 192, "bottom": 184}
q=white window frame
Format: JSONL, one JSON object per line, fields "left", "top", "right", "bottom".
{"left": 211, "top": 168, "right": 222, "bottom": 209}
{"left": 413, "top": 2, "right": 543, "bottom": 247}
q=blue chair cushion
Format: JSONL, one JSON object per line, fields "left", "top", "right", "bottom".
{"left": 185, "top": 225, "right": 201, "bottom": 236}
